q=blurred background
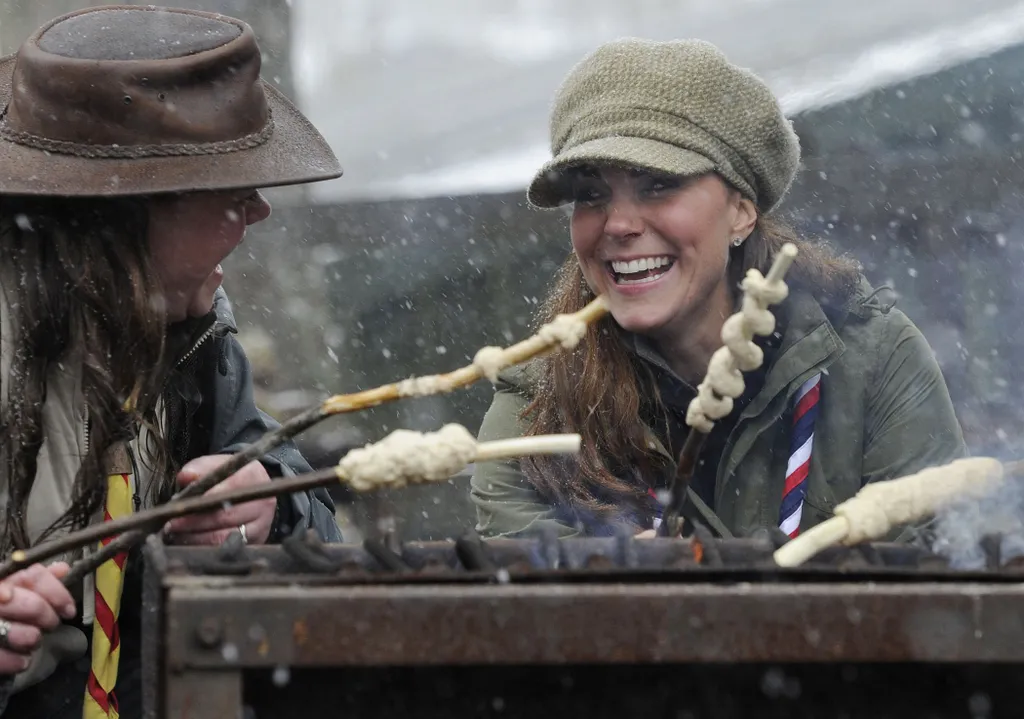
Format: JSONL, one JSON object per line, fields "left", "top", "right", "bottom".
{"left": 5, "top": 0, "right": 1024, "bottom": 541}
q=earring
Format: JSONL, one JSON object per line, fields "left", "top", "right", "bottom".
{"left": 731, "top": 236, "right": 745, "bottom": 247}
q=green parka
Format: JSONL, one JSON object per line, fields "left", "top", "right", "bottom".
{"left": 470, "top": 279, "right": 967, "bottom": 539}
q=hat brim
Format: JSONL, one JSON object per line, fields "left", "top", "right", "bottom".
{"left": 0, "top": 54, "right": 342, "bottom": 197}
{"left": 527, "top": 135, "right": 716, "bottom": 208}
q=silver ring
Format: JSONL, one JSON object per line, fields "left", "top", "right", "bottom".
{"left": 237, "top": 524, "right": 248, "bottom": 545}
{"left": 0, "top": 619, "right": 11, "bottom": 650}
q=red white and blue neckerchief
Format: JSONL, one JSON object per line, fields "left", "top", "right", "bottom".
{"left": 778, "top": 373, "right": 822, "bottom": 537}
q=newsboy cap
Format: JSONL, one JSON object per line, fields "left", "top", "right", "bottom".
{"left": 528, "top": 38, "right": 800, "bottom": 213}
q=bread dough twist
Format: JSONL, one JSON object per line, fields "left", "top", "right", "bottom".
{"left": 773, "top": 456, "right": 1006, "bottom": 567}
{"left": 338, "top": 424, "right": 478, "bottom": 492}
{"left": 686, "top": 257, "right": 793, "bottom": 433}
{"left": 835, "top": 457, "right": 1004, "bottom": 544}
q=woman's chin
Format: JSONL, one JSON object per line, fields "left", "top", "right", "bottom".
{"left": 610, "top": 309, "right": 672, "bottom": 338}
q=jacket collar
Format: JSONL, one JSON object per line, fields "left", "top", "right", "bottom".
{"left": 164, "top": 287, "right": 238, "bottom": 365}
{"left": 741, "top": 288, "right": 844, "bottom": 420}
{"left": 211, "top": 286, "right": 239, "bottom": 333}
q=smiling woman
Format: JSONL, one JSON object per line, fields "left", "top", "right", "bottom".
{"left": 470, "top": 38, "right": 967, "bottom": 542}
{"left": 0, "top": 5, "right": 344, "bottom": 718}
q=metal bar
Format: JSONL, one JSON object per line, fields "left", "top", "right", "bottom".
{"left": 164, "top": 669, "right": 243, "bottom": 719}
{"left": 165, "top": 582, "right": 1024, "bottom": 666}
{"left": 141, "top": 536, "right": 168, "bottom": 719}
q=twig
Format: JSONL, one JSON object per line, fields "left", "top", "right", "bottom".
{"left": 658, "top": 246, "right": 798, "bottom": 537}
{"left": 657, "top": 431, "right": 707, "bottom": 537}
{"left": 53, "top": 296, "right": 608, "bottom": 586}
{"left": 0, "top": 433, "right": 582, "bottom": 581}
{"left": 7, "top": 469, "right": 338, "bottom": 570}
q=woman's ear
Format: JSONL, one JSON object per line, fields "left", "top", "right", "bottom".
{"left": 730, "top": 194, "right": 758, "bottom": 240}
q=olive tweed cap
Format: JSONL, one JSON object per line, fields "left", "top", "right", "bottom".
{"left": 528, "top": 38, "right": 801, "bottom": 212}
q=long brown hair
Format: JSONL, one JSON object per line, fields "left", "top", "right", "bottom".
{"left": 0, "top": 195, "right": 173, "bottom": 552}
{"left": 520, "top": 215, "right": 861, "bottom": 524}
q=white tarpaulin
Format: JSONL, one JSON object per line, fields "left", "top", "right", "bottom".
{"left": 290, "top": 0, "right": 1024, "bottom": 202}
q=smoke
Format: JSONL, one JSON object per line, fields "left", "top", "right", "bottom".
{"left": 928, "top": 471, "right": 1024, "bottom": 570}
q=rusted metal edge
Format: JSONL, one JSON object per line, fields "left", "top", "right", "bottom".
{"left": 165, "top": 582, "right": 1024, "bottom": 667}
{"left": 141, "top": 536, "right": 168, "bottom": 719}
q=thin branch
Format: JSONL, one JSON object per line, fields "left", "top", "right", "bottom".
{"left": 657, "top": 431, "right": 707, "bottom": 537}
{"left": 7, "top": 469, "right": 343, "bottom": 570}
{"left": 51, "top": 296, "right": 607, "bottom": 586}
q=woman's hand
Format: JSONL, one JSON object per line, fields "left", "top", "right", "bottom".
{"left": 164, "top": 454, "right": 277, "bottom": 545}
{"left": 0, "top": 562, "right": 76, "bottom": 675}
{"left": 636, "top": 528, "right": 657, "bottom": 539}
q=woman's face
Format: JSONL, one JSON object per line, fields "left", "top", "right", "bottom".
{"left": 147, "top": 190, "right": 272, "bottom": 322}
{"left": 569, "top": 168, "right": 756, "bottom": 340}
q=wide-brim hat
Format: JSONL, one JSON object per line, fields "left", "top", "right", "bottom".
{"left": 0, "top": 5, "right": 342, "bottom": 197}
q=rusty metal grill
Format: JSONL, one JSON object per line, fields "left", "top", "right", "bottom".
{"left": 144, "top": 528, "right": 1024, "bottom": 719}
{"left": 160, "top": 525, "right": 1024, "bottom": 581}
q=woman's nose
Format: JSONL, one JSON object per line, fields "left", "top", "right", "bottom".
{"left": 602, "top": 196, "right": 644, "bottom": 241}
{"left": 245, "top": 191, "right": 272, "bottom": 226}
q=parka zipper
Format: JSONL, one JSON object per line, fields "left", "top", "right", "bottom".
{"left": 174, "top": 323, "right": 217, "bottom": 369}
{"left": 81, "top": 323, "right": 217, "bottom": 463}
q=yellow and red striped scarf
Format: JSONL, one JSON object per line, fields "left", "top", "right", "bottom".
{"left": 83, "top": 392, "right": 138, "bottom": 719}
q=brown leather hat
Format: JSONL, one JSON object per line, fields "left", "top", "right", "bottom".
{"left": 0, "top": 5, "right": 342, "bottom": 197}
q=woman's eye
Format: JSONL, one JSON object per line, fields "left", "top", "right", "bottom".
{"left": 572, "top": 187, "right": 606, "bottom": 205}
{"left": 642, "top": 177, "right": 678, "bottom": 194}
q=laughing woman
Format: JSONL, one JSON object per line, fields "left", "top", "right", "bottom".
{"left": 471, "top": 38, "right": 966, "bottom": 540}
{"left": 0, "top": 6, "right": 343, "bottom": 717}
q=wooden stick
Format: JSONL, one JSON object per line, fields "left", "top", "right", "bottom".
{"left": 0, "top": 433, "right": 582, "bottom": 575}
{"left": 53, "top": 296, "right": 606, "bottom": 586}
{"left": 657, "top": 432, "right": 707, "bottom": 538}
{"left": 8, "top": 469, "right": 341, "bottom": 570}
{"left": 55, "top": 303, "right": 602, "bottom": 586}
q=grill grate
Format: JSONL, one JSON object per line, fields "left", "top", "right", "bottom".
{"left": 159, "top": 524, "right": 1024, "bottom": 585}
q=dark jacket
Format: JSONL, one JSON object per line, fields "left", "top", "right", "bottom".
{"left": 470, "top": 278, "right": 968, "bottom": 539}
{"left": 1, "top": 289, "right": 341, "bottom": 718}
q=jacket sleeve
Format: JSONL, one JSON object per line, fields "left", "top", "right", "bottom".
{"left": 470, "top": 377, "right": 578, "bottom": 539}
{"left": 207, "top": 333, "right": 343, "bottom": 543}
{"left": 862, "top": 308, "right": 968, "bottom": 486}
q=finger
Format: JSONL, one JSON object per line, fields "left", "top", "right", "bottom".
{"left": 167, "top": 528, "right": 239, "bottom": 547}
{"left": 46, "top": 562, "right": 70, "bottom": 580}
{"left": 206, "top": 461, "right": 270, "bottom": 493}
{"left": 0, "top": 620, "right": 42, "bottom": 654}
{"left": 165, "top": 461, "right": 271, "bottom": 534}
{"left": 164, "top": 498, "right": 273, "bottom": 535}
{"left": 177, "top": 454, "right": 233, "bottom": 486}
{"left": 0, "top": 587, "right": 62, "bottom": 630}
{"left": 0, "top": 649, "right": 31, "bottom": 674}
{"left": 242, "top": 512, "right": 273, "bottom": 546}
{"left": 169, "top": 506, "right": 274, "bottom": 547}
{"left": 180, "top": 458, "right": 269, "bottom": 492}
{"left": 7, "top": 565, "right": 75, "bottom": 619}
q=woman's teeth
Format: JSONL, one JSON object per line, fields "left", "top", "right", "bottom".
{"left": 610, "top": 256, "right": 672, "bottom": 274}
{"left": 609, "top": 256, "right": 674, "bottom": 285}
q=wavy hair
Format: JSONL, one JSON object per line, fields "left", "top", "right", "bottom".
{"left": 0, "top": 196, "right": 173, "bottom": 552}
